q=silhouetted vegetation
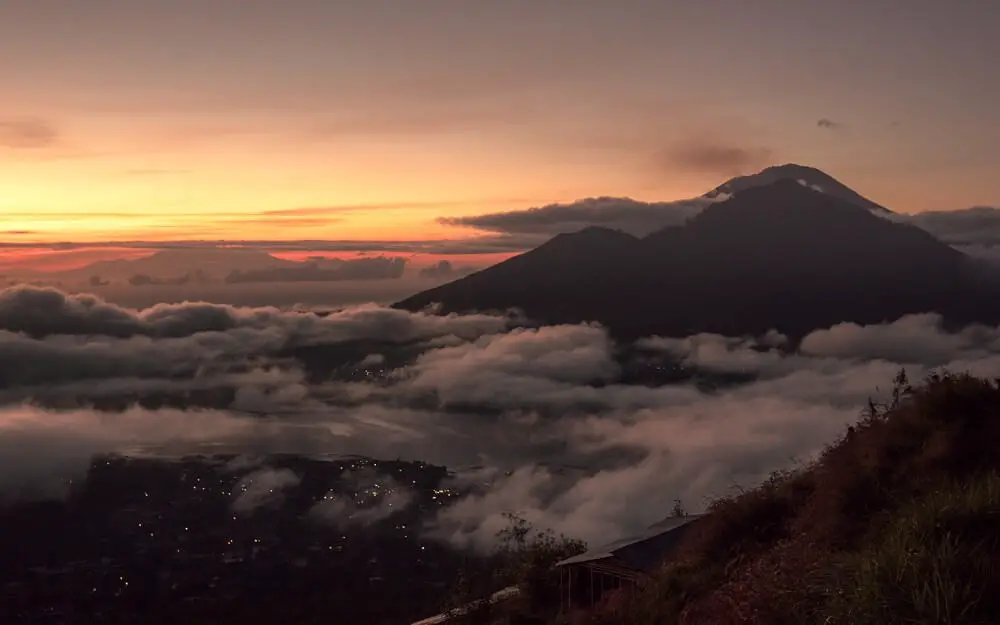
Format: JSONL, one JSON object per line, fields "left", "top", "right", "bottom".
{"left": 440, "top": 512, "right": 586, "bottom": 624}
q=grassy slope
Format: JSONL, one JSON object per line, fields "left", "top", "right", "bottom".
{"left": 564, "top": 372, "right": 1000, "bottom": 625}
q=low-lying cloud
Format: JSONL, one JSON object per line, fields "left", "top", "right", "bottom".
{"left": 5, "top": 286, "right": 1000, "bottom": 552}
{"left": 0, "top": 284, "right": 508, "bottom": 341}
{"left": 231, "top": 467, "right": 302, "bottom": 514}
{"left": 906, "top": 206, "right": 1000, "bottom": 250}
{"left": 0, "top": 404, "right": 273, "bottom": 501}
{"left": 310, "top": 468, "right": 415, "bottom": 528}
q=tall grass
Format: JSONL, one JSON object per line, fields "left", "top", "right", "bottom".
{"left": 824, "top": 472, "right": 1000, "bottom": 625}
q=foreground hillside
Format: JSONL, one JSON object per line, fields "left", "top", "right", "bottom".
{"left": 566, "top": 371, "right": 1000, "bottom": 624}
{"left": 446, "top": 371, "right": 1000, "bottom": 624}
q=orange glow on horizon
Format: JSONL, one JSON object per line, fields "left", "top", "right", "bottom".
{"left": 270, "top": 251, "right": 517, "bottom": 268}
{"left": 0, "top": 246, "right": 518, "bottom": 275}
{"left": 0, "top": 126, "right": 723, "bottom": 246}
{"left": 0, "top": 247, "right": 159, "bottom": 273}
{"left": 3, "top": 117, "right": 995, "bottom": 251}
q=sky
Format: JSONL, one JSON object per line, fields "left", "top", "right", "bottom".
{"left": 2, "top": 0, "right": 999, "bottom": 260}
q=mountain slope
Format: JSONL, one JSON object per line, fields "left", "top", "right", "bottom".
{"left": 396, "top": 179, "right": 997, "bottom": 339}
{"left": 396, "top": 226, "right": 639, "bottom": 319}
{"left": 644, "top": 179, "right": 952, "bottom": 276}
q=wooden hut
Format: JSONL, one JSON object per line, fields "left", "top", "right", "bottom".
{"left": 554, "top": 514, "right": 703, "bottom": 611}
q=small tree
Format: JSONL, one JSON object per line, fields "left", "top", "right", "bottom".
{"left": 496, "top": 513, "right": 587, "bottom": 615}
{"left": 890, "top": 368, "right": 912, "bottom": 409}
{"left": 443, "top": 513, "right": 587, "bottom": 622}
{"left": 863, "top": 368, "right": 913, "bottom": 423}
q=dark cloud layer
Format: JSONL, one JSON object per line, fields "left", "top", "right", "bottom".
{"left": 4, "top": 286, "right": 1000, "bottom": 551}
{"left": 440, "top": 196, "right": 711, "bottom": 237}
{"left": 906, "top": 206, "right": 1000, "bottom": 247}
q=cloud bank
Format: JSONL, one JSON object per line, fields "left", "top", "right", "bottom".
{"left": 4, "top": 286, "right": 1000, "bottom": 552}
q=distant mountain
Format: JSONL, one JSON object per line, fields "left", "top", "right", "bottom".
{"left": 45, "top": 248, "right": 413, "bottom": 286}
{"left": 225, "top": 257, "right": 406, "bottom": 283}
{"left": 65, "top": 248, "right": 297, "bottom": 282}
{"left": 396, "top": 178, "right": 1000, "bottom": 339}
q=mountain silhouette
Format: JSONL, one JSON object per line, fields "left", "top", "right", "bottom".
{"left": 396, "top": 176, "right": 1000, "bottom": 339}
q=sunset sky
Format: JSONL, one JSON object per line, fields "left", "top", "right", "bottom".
{"left": 2, "top": 0, "right": 999, "bottom": 265}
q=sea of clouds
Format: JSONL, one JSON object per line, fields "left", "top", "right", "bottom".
{"left": 3, "top": 285, "right": 1000, "bottom": 550}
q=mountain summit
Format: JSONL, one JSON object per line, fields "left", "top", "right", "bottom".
{"left": 704, "top": 163, "right": 891, "bottom": 215}
{"left": 396, "top": 175, "right": 1000, "bottom": 339}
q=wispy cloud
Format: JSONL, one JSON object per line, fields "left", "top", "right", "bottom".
{"left": 262, "top": 202, "right": 461, "bottom": 218}
{"left": 660, "top": 140, "right": 773, "bottom": 177}
{"left": 817, "top": 118, "right": 844, "bottom": 130}
{"left": 262, "top": 197, "right": 534, "bottom": 218}
{"left": 123, "top": 169, "right": 192, "bottom": 177}
{"left": 0, "top": 118, "right": 60, "bottom": 150}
